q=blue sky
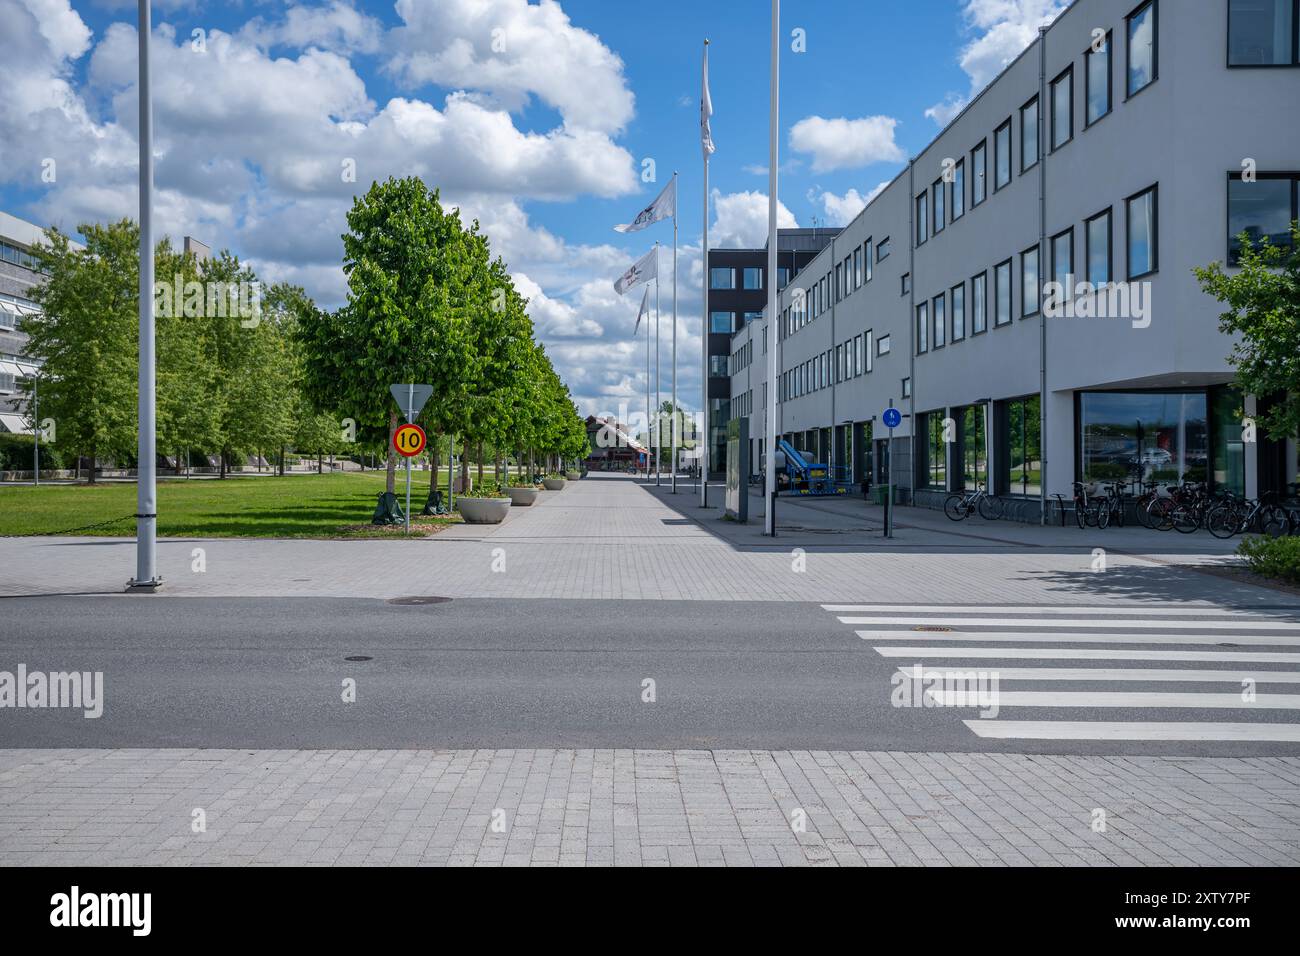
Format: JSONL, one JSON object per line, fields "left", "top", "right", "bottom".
{"left": 0, "top": 0, "right": 1067, "bottom": 415}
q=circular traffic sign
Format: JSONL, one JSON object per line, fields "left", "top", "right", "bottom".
{"left": 393, "top": 423, "right": 427, "bottom": 458}
{"left": 882, "top": 408, "right": 902, "bottom": 429}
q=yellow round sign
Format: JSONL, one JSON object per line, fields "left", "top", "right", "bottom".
{"left": 393, "top": 423, "right": 427, "bottom": 458}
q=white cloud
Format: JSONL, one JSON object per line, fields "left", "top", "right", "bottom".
{"left": 925, "top": 0, "right": 1068, "bottom": 126}
{"left": 811, "top": 182, "right": 890, "bottom": 227}
{"left": 239, "top": 1, "right": 384, "bottom": 55}
{"left": 709, "top": 190, "right": 798, "bottom": 248}
{"left": 788, "top": 115, "right": 905, "bottom": 173}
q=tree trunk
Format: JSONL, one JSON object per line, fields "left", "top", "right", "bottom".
{"left": 220, "top": 449, "right": 228, "bottom": 479}
{"left": 423, "top": 434, "right": 442, "bottom": 514}
{"left": 476, "top": 442, "right": 484, "bottom": 486}
{"left": 317, "top": 451, "right": 323, "bottom": 474}
{"left": 386, "top": 410, "right": 398, "bottom": 494}
{"left": 86, "top": 447, "right": 95, "bottom": 485}
{"left": 279, "top": 444, "right": 285, "bottom": 477}
{"left": 459, "top": 439, "right": 470, "bottom": 495}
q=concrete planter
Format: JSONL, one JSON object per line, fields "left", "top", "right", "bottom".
{"left": 505, "top": 486, "right": 540, "bottom": 507}
{"left": 541, "top": 478, "right": 566, "bottom": 491}
{"left": 565, "top": 471, "right": 582, "bottom": 481}
{"left": 456, "top": 497, "right": 511, "bottom": 524}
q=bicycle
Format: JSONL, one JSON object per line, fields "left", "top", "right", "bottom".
{"left": 1071, "top": 482, "right": 1108, "bottom": 529}
{"left": 1206, "top": 491, "right": 1289, "bottom": 539}
{"left": 944, "top": 482, "right": 1004, "bottom": 521}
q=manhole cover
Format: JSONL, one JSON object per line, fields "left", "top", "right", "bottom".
{"left": 1218, "top": 643, "right": 1239, "bottom": 647}
{"left": 913, "top": 625, "right": 953, "bottom": 632}
{"left": 344, "top": 655, "right": 373, "bottom": 662}
{"left": 386, "top": 596, "right": 453, "bottom": 606}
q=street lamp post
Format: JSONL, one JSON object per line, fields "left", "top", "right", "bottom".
{"left": 129, "top": 0, "right": 160, "bottom": 591}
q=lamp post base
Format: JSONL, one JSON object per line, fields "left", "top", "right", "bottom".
{"left": 125, "top": 577, "right": 163, "bottom": 593}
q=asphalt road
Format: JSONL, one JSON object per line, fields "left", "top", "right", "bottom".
{"left": 3, "top": 595, "right": 1299, "bottom": 756}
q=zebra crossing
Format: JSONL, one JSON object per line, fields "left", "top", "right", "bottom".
{"left": 822, "top": 602, "right": 1300, "bottom": 742}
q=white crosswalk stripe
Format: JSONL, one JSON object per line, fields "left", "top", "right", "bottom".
{"left": 821, "top": 602, "right": 1300, "bottom": 743}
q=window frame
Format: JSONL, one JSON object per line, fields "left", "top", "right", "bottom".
{"left": 1085, "top": 30, "right": 1114, "bottom": 127}
{"left": 1126, "top": 0, "right": 1159, "bottom": 99}
{"left": 971, "top": 139, "right": 988, "bottom": 206}
{"left": 916, "top": 300, "right": 929, "bottom": 354}
{"left": 1020, "top": 244, "right": 1041, "bottom": 318}
{"left": 994, "top": 119, "right": 1013, "bottom": 191}
{"left": 901, "top": 272, "right": 911, "bottom": 296}
{"left": 1085, "top": 206, "right": 1114, "bottom": 286}
{"left": 1020, "top": 95, "right": 1040, "bottom": 173}
{"left": 1227, "top": 0, "right": 1299, "bottom": 67}
{"left": 951, "top": 281, "right": 966, "bottom": 341}
{"left": 916, "top": 191, "right": 929, "bottom": 246}
{"left": 1050, "top": 64, "right": 1074, "bottom": 151}
{"left": 933, "top": 177, "right": 946, "bottom": 234}
{"left": 709, "top": 267, "right": 735, "bottom": 290}
{"left": 951, "top": 158, "right": 966, "bottom": 221}
{"left": 1125, "top": 183, "right": 1160, "bottom": 280}
{"left": 878, "top": 334, "right": 892, "bottom": 356}
{"left": 877, "top": 236, "right": 891, "bottom": 262}
{"left": 1050, "top": 226, "right": 1076, "bottom": 293}
{"left": 864, "top": 238, "right": 875, "bottom": 279}
{"left": 971, "top": 271, "right": 988, "bottom": 335}
{"left": 1226, "top": 171, "right": 1299, "bottom": 264}
{"left": 932, "top": 292, "right": 947, "bottom": 349}
{"left": 994, "top": 258, "right": 1013, "bottom": 327}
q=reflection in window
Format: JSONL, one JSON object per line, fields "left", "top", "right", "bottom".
{"left": 959, "top": 405, "right": 988, "bottom": 492}
{"left": 951, "top": 283, "right": 966, "bottom": 340}
{"left": 1003, "top": 395, "right": 1041, "bottom": 497}
{"left": 1078, "top": 391, "right": 1208, "bottom": 486}
{"left": 972, "top": 272, "right": 987, "bottom": 333}
{"left": 1127, "top": 186, "right": 1158, "bottom": 278}
{"left": 1127, "top": 1, "right": 1157, "bottom": 97}
{"left": 994, "top": 121, "right": 1012, "bottom": 189}
{"left": 924, "top": 412, "right": 947, "bottom": 490}
{"left": 972, "top": 142, "right": 987, "bottom": 206}
{"left": 710, "top": 311, "right": 734, "bottom": 333}
{"left": 994, "top": 261, "right": 1012, "bottom": 326}
{"left": 1228, "top": 175, "right": 1296, "bottom": 263}
{"left": 710, "top": 267, "right": 735, "bottom": 289}
{"left": 1229, "top": 0, "right": 1295, "bottom": 65}
{"left": 1086, "top": 209, "right": 1112, "bottom": 285}
{"left": 1086, "top": 32, "right": 1112, "bottom": 125}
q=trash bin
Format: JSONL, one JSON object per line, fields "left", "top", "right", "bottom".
{"left": 372, "top": 491, "right": 406, "bottom": 525}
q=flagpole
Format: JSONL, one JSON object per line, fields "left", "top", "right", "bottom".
{"left": 654, "top": 244, "right": 661, "bottom": 487}
{"left": 700, "top": 40, "right": 711, "bottom": 509}
{"left": 645, "top": 289, "right": 651, "bottom": 479}
{"left": 764, "top": 0, "right": 780, "bottom": 536}
{"left": 671, "top": 171, "right": 678, "bottom": 494}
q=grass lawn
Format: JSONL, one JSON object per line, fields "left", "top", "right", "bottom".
{"left": 0, "top": 471, "right": 466, "bottom": 539}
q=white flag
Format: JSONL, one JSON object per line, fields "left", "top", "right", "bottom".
{"left": 614, "top": 246, "right": 658, "bottom": 296}
{"left": 701, "top": 43, "right": 715, "bottom": 157}
{"left": 633, "top": 286, "right": 650, "bottom": 336}
{"left": 614, "top": 179, "right": 675, "bottom": 234}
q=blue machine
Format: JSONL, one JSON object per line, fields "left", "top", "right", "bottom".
{"left": 776, "top": 439, "right": 847, "bottom": 496}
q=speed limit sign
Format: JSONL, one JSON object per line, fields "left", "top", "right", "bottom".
{"left": 393, "top": 423, "right": 427, "bottom": 458}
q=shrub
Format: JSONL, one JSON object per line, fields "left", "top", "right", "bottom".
{"left": 1237, "top": 535, "right": 1300, "bottom": 586}
{"left": 0, "top": 434, "right": 65, "bottom": 471}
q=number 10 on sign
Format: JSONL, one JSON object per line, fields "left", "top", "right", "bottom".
{"left": 392, "top": 424, "right": 426, "bottom": 533}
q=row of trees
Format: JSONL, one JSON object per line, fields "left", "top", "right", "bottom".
{"left": 19, "top": 176, "right": 590, "bottom": 497}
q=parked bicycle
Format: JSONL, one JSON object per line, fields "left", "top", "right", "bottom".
{"left": 1206, "top": 491, "right": 1290, "bottom": 539}
{"left": 944, "top": 482, "right": 1004, "bottom": 521}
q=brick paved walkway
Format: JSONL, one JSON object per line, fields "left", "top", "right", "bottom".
{"left": 2, "top": 749, "right": 1296, "bottom": 866}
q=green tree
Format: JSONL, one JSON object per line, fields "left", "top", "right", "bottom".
{"left": 154, "top": 239, "right": 220, "bottom": 473}
{"left": 1195, "top": 222, "right": 1300, "bottom": 441}
{"left": 22, "top": 222, "right": 139, "bottom": 481}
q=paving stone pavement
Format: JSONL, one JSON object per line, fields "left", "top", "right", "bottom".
{"left": 0, "top": 749, "right": 1296, "bottom": 867}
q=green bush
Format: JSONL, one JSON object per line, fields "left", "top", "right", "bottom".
{"left": 1238, "top": 535, "right": 1300, "bottom": 586}
{"left": 0, "top": 434, "right": 65, "bottom": 471}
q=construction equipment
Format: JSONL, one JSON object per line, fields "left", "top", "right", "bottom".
{"left": 776, "top": 439, "right": 847, "bottom": 497}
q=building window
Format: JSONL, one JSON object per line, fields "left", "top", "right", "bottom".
{"left": 957, "top": 405, "right": 988, "bottom": 492}
{"left": 1050, "top": 66, "right": 1073, "bottom": 151}
{"left": 1078, "top": 390, "right": 1207, "bottom": 484}
{"left": 1086, "top": 31, "right": 1113, "bottom": 126}
{"left": 933, "top": 178, "right": 945, "bottom": 234}
{"left": 1021, "top": 246, "right": 1040, "bottom": 317}
{"left": 916, "top": 301, "right": 929, "bottom": 354}
{"left": 853, "top": 247, "right": 862, "bottom": 288}
{"left": 901, "top": 272, "right": 911, "bottom": 295}
{"left": 901, "top": 377, "right": 911, "bottom": 399}
{"left": 710, "top": 267, "right": 735, "bottom": 289}
{"left": 972, "top": 140, "right": 987, "bottom": 206}
{"left": 1020, "top": 96, "right": 1039, "bottom": 172}
{"left": 1228, "top": 173, "right": 1298, "bottom": 263}
{"left": 1002, "top": 395, "right": 1042, "bottom": 497}
{"left": 1126, "top": 184, "right": 1159, "bottom": 279}
{"left": 878, "top": 334, "right": 891, "bottom": 355}
{"left": 710, "top": 311, "right": 734, "bottom": 333}
{"left": 835, "top": 344, "right": 845, "bottom": 383}
{"left": 1229, "top": 0, "right": 1297, "bottom": 66}
{"left": 835, "top": 263, "right": 843, "bottom": 302}
{"left": 777, "top": 267, "right": 791, "bottom": 288}
{"left": 709, "top": 355, "right": 729, "bottom": 377}
{"left": 865, "top": 330, "right": 874, "bottom": 371}
{"left": 1127, "top": 0, "right": 1158, "bottom": 98}
{"left": 864, "top": 238, "right": 874, "bottom": 279}
{"left": 742, "top": 267, "right": 763, "bottom": 290}
{"left": 951, "top": 159, "right": 966, "bottom": 221}
{"left": 923, "top": 412, "right": 947, "bottom": 489}
{"left": 743, "top": 311, "right": 763, "bottom": 325}
{"left": 951, "top": 282, "right": 966, "bottom": 341}
{"left": 1086, "top": 208, "right": 1113, "bottom": 285}
{"left": 933, "top": 293, "right": 946, "bottom": 348}
{"left": 877, "top": 237, "right": 891, "bottom": 261}
{"left": 994, "top": 119, "right": 1012, "bottom": 190}
{"left": 916, "top": 192, "right": 929, "bottom": 245}
{"left": 1050, "top": 228, "right": 1075, "bottom": 293}
{"left": 994, "top": 259, "right": 1013, "bottom": 326}
{"left": 854, "top": 333, "right": 864, "bottom": 375}
{"left": 0, "top": 371, "right": 15, "bottom": 393}
{"left": 971, "top": 272, "right": 988, "bottom": 334}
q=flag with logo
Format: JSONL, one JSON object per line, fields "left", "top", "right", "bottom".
{"left": 613, "top": 246, "right": 658, "bottom": 296}
{"left": 701, "top": 43, "right": 716, "bottom": 157}
{"left": 614, "top": 179, "right": 675, "bottom": 234}
{"left": 633, "top": 286, "right": 650, "bottom": 336}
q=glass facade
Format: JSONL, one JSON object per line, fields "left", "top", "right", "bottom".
{"left": 1210, "top": 385, "right": 1247, "bottom": 495}
{"left": 923, "top": 412, "right": 946, "bottom": 489}
{"left": 1078, "top": 391, "right": 1208, "bottom": 485}
{"left": 1003, "top": 395, "right": 1042, "bottom": 498}
{"left": 1229, "top": 0, "right": 1296, "bottom": 65}
{"left": 1127, "top": 1, "right": 1157, "bottom": 97}
{"left": 1228, "top": 175, "right": 1296, "bottom": 263}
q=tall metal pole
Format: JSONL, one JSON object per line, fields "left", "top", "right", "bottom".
{"left": 763, "top": 0, "right": 780, "bottom": 536}
{"left": 31, "top": 371, "right": 38, "bottom": 487}
{"left": 700, "top": 40, "right": 710, "bottom": 508}
{"left": 130, "top": 0, "right": 160, "bottom": 591}
{"left": 671, "top": 171, "right": 679, "bottom": 493}
{"left": 645, "top": 284, "right": 651, "bottom": 478}
{"left": 404, "top": 384, "right": 413, "bottom": 535}
{"left": 654, "top": 249, "right": 661, "bottom": 486}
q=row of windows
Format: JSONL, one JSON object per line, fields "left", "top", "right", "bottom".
{"left": 734, "top": 390, "right": 754, "bottom": 420}
{"left": 782, "top": 236, "right": 892, "bottom": 339}
{"left": 710, "top": 267, "right": 764, "bottom": 291}
{"left": 916, "top": 184, "right": 1158, "bottom": 355}
{"left": 780, "top": 331, "right": 892, "bottom": 403}
{"left": 915, "top": 1, "right": 1156, "bottom": 245}
{"left": 730, "top": 339, "right": 754, "bottom": 376}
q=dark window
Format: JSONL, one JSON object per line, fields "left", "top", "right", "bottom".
{"left": 971, "top": 272, "right": 988, "bottom": 334}
{"left": 971, "top": 141, "right": 988, "bottom": 206}
{"left": 1085, "top": 31, "right": 1113, "bottom": 125}
{"left": 1078, "top": 391, "right": 1208, "bottom": 484}
{"left": 933, "top": 178, "right": 945, "bottom": 234}
{"left": 916, "top": 301, "right": 929, "bottom": 354}
{"left": 1126, "top": 184, "right": 1159, "bottom": 279}
{"left": 1002, "top": 395, "right": 1042, "bottom": 497}
{"left": 710, "top": 267, "right": 735, "bottom": 290}
{"left": 1050, "top": 65, "right": 1073, "bottom": 150}
{"left": 994, "top": 259, "right": 1013, "bottom": 326}
{"left": 1020, "top": 96, "right": 1039, "bottom": 172}
{"left": 1020, "top": 246, "right": 1040, "bottom": 317}
{"left": 1051, "top": 228, "right": 1075, "bottom": 290}
{"left": 916, "top": 192, "right": 929, "bottom": 245}
{"left": 710, "top": 311, "right": 734, "bottom": 333}
{"left": 994, "top": 120, "right": 1012, "bottom": 190}
{"left": 951, "top": 282, "right": 966, "bottom": 341}
{"left": 1228, "top": 173, "right": 1298, "bottom": 263}
{"left": 923, "top": 412, "right": 947, "bottom": 489}
{"left": 1086, "top": 208, "right": 1113, "bottom": 285}
{"left": 951, "top": 159, "right": 966, "bottom": 221}
{"left": 1229, "top": 0, "right": 1297, "bottom": 65}
{"left": 877, "top": 236, "right": 891, "bottom": 261}
{"left": 742, "top": 267, "right": 763, "bottom": 290}
{"left": 901, "top": 272, "right": 911, "bottom": 295}
{"left": 932, "top": 293, "right": 946, "bottom": 348}
{"left": 1127, "top": 1, "right": 1158, "bottom": 97}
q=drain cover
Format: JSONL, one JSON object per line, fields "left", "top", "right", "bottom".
{"left": 913, "top": 625, "right": 953, "bottom": 632}
{"left": 344, "top": 655, "right": 373, "bottom": 662}
{"left": 386, "top": 596, "right": 452, "bottom": 606}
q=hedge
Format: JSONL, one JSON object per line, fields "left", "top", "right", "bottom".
{"left": 0, "top": 433, "right": 65, "bottom": 471}
{"left": 1237, "top": 535, "right": 1300, "bottom": 587}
